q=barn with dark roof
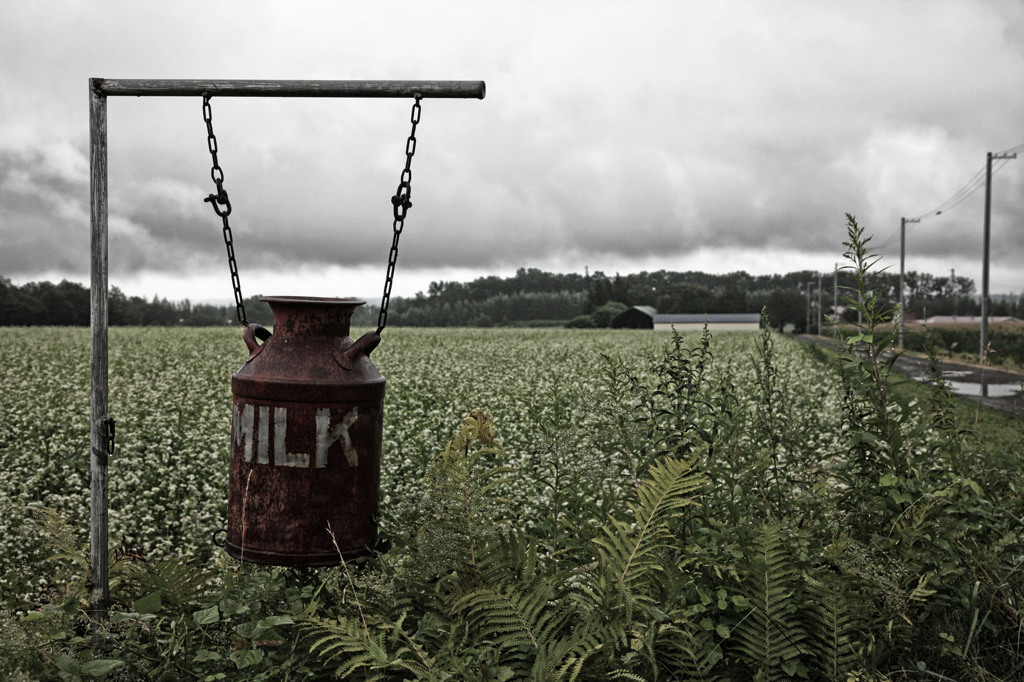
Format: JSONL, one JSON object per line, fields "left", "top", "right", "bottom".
{"left": 610, "top": 306, "right": 658, "bottom": 329}
{"left": 653, "top": 313, "right": 761, "bottom": 332}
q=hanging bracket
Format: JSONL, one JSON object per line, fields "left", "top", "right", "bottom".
{"left": 91, "top": 79, "right": 485, "bottom": 99}
{"left": 89, "top": 78, "right": 485, "bottom": 623}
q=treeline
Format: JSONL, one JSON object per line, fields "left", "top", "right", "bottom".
{"left": 388, "top": 269, "right": 589, "bottom": 327}
{"left": 0, "top": 278, "right": 378, "bottom": 327}
{"left": 388, "top": 268, "right": 820, "bottom": 329}
{"left": 3, "top": 269, "right": 1020, "bottom": 331}
{"left": 390, "top": 266, "right": 1021, "bottom": 331}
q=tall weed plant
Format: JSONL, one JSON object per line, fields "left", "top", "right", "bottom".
{"left": 6, "top": 214, "right": 1023, "bottom": 680}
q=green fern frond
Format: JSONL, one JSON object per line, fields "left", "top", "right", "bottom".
{"left": 372, "top": 610, "right": 437, "bottom": 676}
{"left": 449, "top": 584, "right": 551, "bottom": 652}
{"left": 594, "top": 519, "right": 667, "bottom": 590}
{"left": 335, "top": 653, "right": 388, "bottom": 681}
{"left": 440, "top": 530, "right": 598, "bottom": 677}
{"left": 449, "top": 581, "right": 614, "bottom": 680}
{"left": 452, "top": 532, "right": 561, "bottom": 628}
{"left": 303, "top": 615, "right": 390, "bottom": 680}
{"left": 31, "top": 505, "right": 88, "bottom": 570}
{"left": 532, "top": 622, "right": 610, "bottom": 682}
{"left": 907, "top": 571, "right": 936, "bottom": 606}
{"left": 804, "top": 570, "right": 866, "bottom": 678}
{"left": 634, "top": 455, "right": 706, "bottom": 523}
{"left": 651, "top": 619, "right": 724, "bottom": 680}
{"left": 731, "top": 523, "right": 808, "bottom": 681}
{"left": 128, "top": 556, "right": 209, "bottom": 611}
{"left": 593, "top": 455, "right": 705, "bottom": 591}
{"left": 471, "top": 531, "right": 543, "bottom": 585}
{"left": 417, "top": 410, "right": 517, "bottom": 572}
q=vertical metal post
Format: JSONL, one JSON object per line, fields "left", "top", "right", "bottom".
{"left": 981, "top": 152, "right": 993, "bottom": 362}
{"left": 978, "top": 151, "right": 1017, "bottom": 360}
{"left": 816, "top": 272, "right": 822, "bottom": 336}
{"left": 897, "top": 217, "right": 918, "bottom": 349}
{"left": 805, "top": 281, "right": 812, "bottom": 334}
{"left": 899, "top": 217, "right": 906, "bottom": 349}
{"left": 833, "top": 263, "right": 838, "bottom": 338}
{"left": 89, "top": 79, "right": 110, "bottom": 621}
{"left": 951, "top": 268, "right": 957, "bottom": 318}
{"left": 80, "top": 77, "right": 485, "bottom": 621}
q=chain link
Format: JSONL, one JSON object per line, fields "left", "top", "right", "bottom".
{"left": 101, "top": 417, "right": 116, "bottom": 456}
{"left": 377, "top": 95, "right": 422, "bottom": 334}
{"left": 202, "top": 95, "right": 248, "bottom": 326}
{"left": 201, "top": 94, "right": 422, "bottom": 331}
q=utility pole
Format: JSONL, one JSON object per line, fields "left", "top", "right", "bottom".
{"left": 898, "top": 217, "right": 919, "bottom": 349}
{"left": 805, "top": 280, "right": 815, "bottom": 335}
{"left": 951, "top": 268, "right": 957, "bottom": 318}
{"left": 805, "top": 282, "right": 810, "bottom": 334}
{"left": 833, "top": 263, "right": 839, "bottom": 338}
{"left": 817, "top": 271, "right": 822, "bottom": 335}
{"left": 981, "top": 151, "right": 1018, "bottom": 361}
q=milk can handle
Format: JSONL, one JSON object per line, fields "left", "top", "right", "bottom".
{"left": 338, "top": 331, "right": 381, "bottom": 370}
{"left": 242, "top": 323, "right": 272, "bottom": 361}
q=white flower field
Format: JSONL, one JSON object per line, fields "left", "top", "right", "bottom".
{"left": 3, "top": 317, "right": 1022, "bottom": 679}
{"left": 0, "top": 326, "right": 838, "bottom": 596}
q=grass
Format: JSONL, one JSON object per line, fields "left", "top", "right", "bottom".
{"left": 802, "top": 333, "right": 1023, "bottom": 467}
{"left": 2, "top": 317, "right": 1023, "bottom": 680}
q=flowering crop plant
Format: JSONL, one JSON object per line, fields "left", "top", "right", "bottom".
{"left": 1, "top": 220, "right": 1021, "bottom": 682}
{"left": 3, "top": 325, "right": 836, "bottom": 588}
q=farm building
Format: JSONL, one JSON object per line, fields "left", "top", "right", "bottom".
{"left": 611, "top": 306, "right": 658, "bottom": 329}
{"left": 653, "top": 313, "right": 761, "bottom": 332}
{"left": 610, "top": 308, "right": 762, "bottom": 331}
{"left": 921, "top": 315, "right": 1021, "bottom": 324}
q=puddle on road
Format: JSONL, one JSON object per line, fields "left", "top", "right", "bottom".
{"left": 945, "top": 381, "right": 1022, "bottom": 399}
{"left": 908, "top": 375, "right": 1022, "bottom": 399}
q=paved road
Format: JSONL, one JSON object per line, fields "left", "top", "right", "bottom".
{"left": 798, "top": 335, "right": 1024, "bottom": 418}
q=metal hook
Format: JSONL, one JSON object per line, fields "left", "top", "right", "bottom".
{"left": 212, "top": 528, "right": 227, "bottom": 548}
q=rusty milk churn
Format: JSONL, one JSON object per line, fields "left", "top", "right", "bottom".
{"left": 226, "top": 296, "right": 384, "bottom": 565}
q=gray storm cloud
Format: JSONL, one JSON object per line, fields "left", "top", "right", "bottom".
{"left": 0, "top": 0, "right": 1022, "bottom": 298}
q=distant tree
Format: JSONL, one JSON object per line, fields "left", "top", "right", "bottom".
{"left": 188, "top": 302, "right": 231, "bottom": 326}
{"left": 591, "top": 301, "right": 628, "bottom": 328}
{"left": 351, "top": 303, "right": 379, "bottom": 328}
{"left": 0, "top": 276, "right": 34, "bottom": 324}
{"left": 240, "top": 296, "right": 274, "bottom": 326}
{"left": 611, "top": 273, "right": 629, "bottom": 305}
{"left": 715, "top": 284, "right": 748, "bottom": 313}
{"left": 110, "top": 287, "right": 146, "bottom": 325}
{"left": 0, "top": 266, "right": 981, "bottom": 329}
{"left": 657, "top": 283, "right": 716, "bottom": 313}
{"left": 761, "top": 289, "right": 806, "bottom": 332}
{"left": 587, "top": 272, "right": 613, "bottom": 311}
{"left": 565, "top": 314, "right": 596, "bottom": 328}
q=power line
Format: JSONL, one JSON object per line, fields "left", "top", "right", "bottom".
{"left": 875, "top": 165, "right": 986, "bottom": 249}
{"left": 873, "top": 228, "right": 902, "bottom": 252}
{"left": 908, "top": 144, "right": 1021, "bottom": 222}
{"left": 909, "top": 164, "right": 986, "bottom": 221}
{"left": 996, "top": 141, "right": 1024, "bottom": 156}
{"left": 874, "top": 142, "right": 1022, "bottom": 252}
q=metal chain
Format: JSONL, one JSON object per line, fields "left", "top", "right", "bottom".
{"left": 101, "top": 417, "right": 116, "bottom": 456}
{"left": 202, "top": 95, "right": 248, "bottom": 326}
{"left": 377, "top": 95, "right": 422, "bottom": 334}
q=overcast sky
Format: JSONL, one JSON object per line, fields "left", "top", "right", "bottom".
{"left": 2, "top": 0, "right": 1022, "bottom": 304}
